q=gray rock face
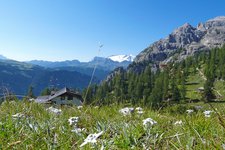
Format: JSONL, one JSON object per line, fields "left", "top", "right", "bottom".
{"left": 135, "top": 16, "right": 225, "bottom": 64}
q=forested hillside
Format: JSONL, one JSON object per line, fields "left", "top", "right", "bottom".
{"left": 0, "top": 59, "right": 96, "bottom": 96}
{"left": 84, "top": 46, "right": 225, "bottom": 106}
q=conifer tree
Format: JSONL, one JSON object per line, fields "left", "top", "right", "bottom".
{"left": 27, "top": 86, "right": 35, "bottom": 98}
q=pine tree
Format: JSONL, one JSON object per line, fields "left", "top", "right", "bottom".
{"left": 162, "top": 70, "right": 169, "bottom": 101}
{"left": 203, "top": 78, "right": 214, "bottom": 102}
{"left": 148, "top": 73, "right": 164, "bottom": 107}
{"left": 27, "top": 86, "right": 35, "bottom": 98}
{"left": 171, "top": 76, "right": 181, "bottom": 102}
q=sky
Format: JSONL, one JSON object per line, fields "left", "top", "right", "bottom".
{"left": 0, "top": 0, "right": 224, "bottom": 62}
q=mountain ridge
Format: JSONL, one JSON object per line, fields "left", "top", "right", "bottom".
{"left": 0, "top": 55, "right": 134, "bottom": 96}
{"left": 0, "top": 59, "right": 96, "bottom": 96}
{"left": 26, "top": 55, "right": 134, "bottom": 69}
{"left": 134, "top": 16, "right": 225, "bottom": 65}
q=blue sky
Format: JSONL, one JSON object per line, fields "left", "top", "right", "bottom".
{"left": 0, "top": 0, "right": 224, "bottom": 62}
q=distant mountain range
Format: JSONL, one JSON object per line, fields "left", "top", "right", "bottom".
{"left": 26, "top": 55, "right": 135, "bottom": 81}
{"left": 0, "top": 55, "right": 134, "bottom": 96}
{"left": 0, "top": 59, "right": 95, "bottom": 96}
{"left": 27, "top": 55, "right": 135, "bottom": 70}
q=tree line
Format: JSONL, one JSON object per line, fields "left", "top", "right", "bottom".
{"left": 83, "top": 46, "right": 225, "bottom": 107}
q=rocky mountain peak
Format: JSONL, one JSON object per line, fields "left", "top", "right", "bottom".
{"left": 204, "top": 16, "right": 225, "bottom": 29}
{"left": 207, "top": 16, "right": 225, "bottom": 22}
{"left": 173, "top": 23, "right": 194, "bottom": 33}
{"left": 134, "top": 16, "right": 225, "bottom": 66}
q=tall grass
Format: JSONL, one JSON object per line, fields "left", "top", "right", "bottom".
{"left": 0, "top": 100, "right": 224, "bottom": 149}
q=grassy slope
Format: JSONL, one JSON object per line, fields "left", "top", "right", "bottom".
{"left": 214, "top": 80, "right": 225, "bottom": 99}
{"left": 185, "top": 65, "right": 225, "bottom": 101}
{"left": 0, "top": 101, "right": 224, "bottom": 149}
{"left": 186, "top": 70, "right": 205, "bottom": 101}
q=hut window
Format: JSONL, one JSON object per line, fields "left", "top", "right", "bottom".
{"left": 68, "top": 95, "right": 73, "bottom": 100}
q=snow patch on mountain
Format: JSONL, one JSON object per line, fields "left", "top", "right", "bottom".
{"left": 0, "top": 55, "right": 7, "bottom": 60}
{"left": 108, "top": 55, "right": 135, "bottom": 62}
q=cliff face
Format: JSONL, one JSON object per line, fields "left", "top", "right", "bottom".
{"left": 134, "top": 16, "right": 225, "bottom": 64}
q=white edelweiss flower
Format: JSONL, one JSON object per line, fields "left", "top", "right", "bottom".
{"left": 135, "top": 107, "right": 144, "bottom": 115}
{"left": 222, "top": 143, "right": 225, "bottom": 150}
{"left": 12, "top": 113, "right": 25, "bottom": 118}
{"left": 135, "top": 107, "right": 143, "bottom": 111}
{"left": 137, "top": 110, "right": 144, "bottom": 115}
{"left": 46, "top": 107, "right": 62, "bottom": 115}
{"left": 71, "top": 127, "right": 85, "bottom": 135}
{"left": 142, "top": 118, "right": 157, "bottom": 128}
{"left": 203, "top": 110, "right": 213, "bottom": 117}
{"left": 94, "top": 106, "right": 99, "bottom": 109}
{"left": 119, "top": 107, "right": 134, "bottom": 116}
{"left": 186, "top": 109, "right": 194, "bottom": 114}
{"left": 28, "top": 123, "right": 38, "bottom": 131}
{"left": 174, "top": 120, "right": 183, "bottom": 125}
{"left": 80, "top": 131, "right": 104, "bottom": 147}
{"left": 68, "top": 117, "right": 79, "bottom": 126}
{"left": 77, "top": 106, "right": 83, "bottom": 110}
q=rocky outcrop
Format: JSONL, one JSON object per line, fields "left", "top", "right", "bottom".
{"left": 134, "top": 16, "right": 225, "bottom": 64}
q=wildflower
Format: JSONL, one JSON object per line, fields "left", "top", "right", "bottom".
{"left": 29, "top": 98, "right": 35, "bottom": 101}
{"left": 46, "top": 107, "right": 62, "bottom": 115}
{"left": 52, "top": 133, "right": 58, "bottom": 144}
{"left": 186, "top": 109, "right": 194, "bottom": 114}
{"left": 136, "top": 107, "right": 144, "bottom": 115}
{"left": 194, "top": 105, "right": 203, "bottom": 110}
{"left": 135, "top": 107, "right": 143, "bottom": 111}
{"left": 143, "top": 118, "right": 157, "bottom": 128}
{"left": 77, "top": 106, "right": 83, "bottom": 110}
{"left": 137, "top": 110, "right": 144, "bottom": 115}
{"left": 174, "top": 120, "right": 183, "bottom": 125}
{"left": 119, "top": 107, "right": 134, "bottom": 116}
{"left": 12, "top": 113, "right": 25, "bottom": 118}
{"left": 68, "top": 117, "right": 79, "bottom": 126}
{"left": 28, "top": 123, "right": 38, "bottom": 132}
{"left": 71, "top": 127, "right": 85, "bottom": 135}
{"left": 94, "top": 106, "right": 99, "bottom": 109}
{"left": 80, "top": 131, "right": 104, "bottom": 147}
{"left": 203, "top": 110, "right": 213, "bottom": 117}
{"left": 222, "top": 143, "right": 225, "bottom": 150}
